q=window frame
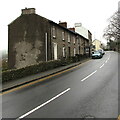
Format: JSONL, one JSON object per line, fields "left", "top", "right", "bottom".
{"left": 52, "top": 26, "right": 56, "bottom": 38}
{"left": 74, "top": 48, "right": 76, "bottom": 56}
{"left": 68, "top": 34, "right": 70, "bottom": 43}
{"left": 62, "top": 32, "right": 65, "bottom": 40}
{"left": 73, "top": 37, "right": 75, "bottom": 44}
{"left": 62, "top": 47, "right": 66, "bottom": 57}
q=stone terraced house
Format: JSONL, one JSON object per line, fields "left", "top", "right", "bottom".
{"left": 8, "top": 8, "right": 92, "bottom": 69}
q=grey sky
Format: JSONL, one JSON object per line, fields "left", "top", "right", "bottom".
{"left": 0, "top": 0, "right": 119, "bottom": 50}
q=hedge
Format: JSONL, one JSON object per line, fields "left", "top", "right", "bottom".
{"left": 2, "top": 60, "right": 66, "bottom": 83}
{"left": 2, "top": 55, "right": 89, "bottom": 83}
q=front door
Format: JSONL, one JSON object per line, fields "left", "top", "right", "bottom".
{"left": 53, "top": 43, "right": 57, "bottom": 60}
{"left": 68, "top": 47, "right": 71, "bottom": 57}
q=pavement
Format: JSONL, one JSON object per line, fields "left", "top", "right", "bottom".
{"left": 2, "top": 58, "right": 90, "bottom": 91}
{"left": 2, "top": 51, "right": 119, "bottom": 119}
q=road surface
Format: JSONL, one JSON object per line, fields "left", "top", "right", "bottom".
{"left": 2, "top": 51, "right": 118, "bottom": 119}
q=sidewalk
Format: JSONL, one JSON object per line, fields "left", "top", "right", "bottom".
{"left": 2, "top": 58, "right": 90, "bottom": 91}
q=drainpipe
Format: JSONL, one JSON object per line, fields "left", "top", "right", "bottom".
{"left": 45, "top": 32, "right": 48, "bottom": 61}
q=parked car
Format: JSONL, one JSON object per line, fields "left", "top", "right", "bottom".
{"left": 92, "top": 51, "right": 103, "bottom": 59}
{"left": 98, "top": 49, "right": 105, "bottom": 55}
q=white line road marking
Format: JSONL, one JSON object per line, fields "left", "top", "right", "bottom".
{"left": 100, "top": 64, "right": 105, "bottom": 68}
{"left": 105, "top": 60, "right": 108, "bottom": 63}
{"left": 105, "top": 55, "right": 110, "bottom": 64}
{"left": 17, "top": 88, "right": 71, "bottom": 119}
{"left": 108, "top": 54, "right": 111, "bottom": 59}
{"left": 81, "top": 70, "right": 97, "bottom": 82}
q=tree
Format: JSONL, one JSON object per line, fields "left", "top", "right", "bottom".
{"left": 103, "top": 11, "right": 120, "bottom": 51}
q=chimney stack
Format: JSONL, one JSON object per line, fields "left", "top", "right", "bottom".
{"left": 59, "top": 22, "right": 67, "bottom": 28}
{"left": 22, "top": 8, "right": 36, "bottom": 15}
{"left": 69, "top": 28, "right": 75, "bottom": 32}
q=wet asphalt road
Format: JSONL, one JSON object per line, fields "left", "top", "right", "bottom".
{"left": 2, "top": 51, "right": 118, "bottom": 119}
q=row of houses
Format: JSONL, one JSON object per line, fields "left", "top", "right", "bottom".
{"left": 8, "top": 8, "right": 92, "bottom": 69}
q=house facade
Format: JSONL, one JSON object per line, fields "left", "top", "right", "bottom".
{"left": 92, "top": 39, "right": 101, "bottom": 51}
{"left": 8, "top": 8, "right": 92, "bottom": 69}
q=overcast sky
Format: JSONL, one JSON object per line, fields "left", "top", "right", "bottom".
{"left": 0, "top": 0, "right": 119, "bottom": 50}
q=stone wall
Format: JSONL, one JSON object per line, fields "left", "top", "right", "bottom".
{"left": 8, "top": 14, "right": 50, "bottom": 69}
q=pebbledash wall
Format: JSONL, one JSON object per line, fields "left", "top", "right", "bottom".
{"left": 8, "top": 8, "right": 92, "bottom": 69}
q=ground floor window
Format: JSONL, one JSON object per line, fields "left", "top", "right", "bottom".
{"left": 63, "top": 47, "right": 66, "bottom": 57}
{"left": 74, "top": 48, "right": 76, "bottom": 56}
{"left": 68, "top": 47, "right": 71, "bottom": 57}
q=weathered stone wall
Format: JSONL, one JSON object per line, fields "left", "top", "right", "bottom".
{"left": 14, "top": 40, "right": 42, "bottom": 68}
{"left": 8, "top": 14, "right": 50, "bottom": 69}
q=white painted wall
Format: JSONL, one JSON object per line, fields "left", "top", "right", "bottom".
{"left": 92, "top": 39, "right": 101, "bottom": 51}
{"left": 75, "top": 23, "right": 88, "bottom": 39}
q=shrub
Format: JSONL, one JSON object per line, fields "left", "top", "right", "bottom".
{"left": 2, "top": 55, "right": 90, "bottom": 83}
{"left": 2, "top": 60, "right": 65, "bottom": 83}
{"left": 2, "top": 59, "right": 8, "bottom": 71}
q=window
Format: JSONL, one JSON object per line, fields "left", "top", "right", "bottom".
{"left": 52, "top": 26, "right": 56, "bottom": 38}
{"left": 73, "top": 37, "right": 75, "bottom": 44}
{"left": 74, "top": 48, "right": 76, "bottom": 56}
{"left": 63, "top": 47, "right": 66, "bottom": 57}
{"left": 78, "top": 46, "right": 80, "bottom": 54}
{"left": 68, "top": 47, "right": 71, "bottom": 57}
{"left": 68, "top": 34, "right": 70, "bottom": 42}
{"left": 62, "top": 32, "right": 65, "bottom": 40}
{"left": 77, "top": 38, "right": 80, "bottom": 44}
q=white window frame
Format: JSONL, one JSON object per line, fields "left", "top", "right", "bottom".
{"left": 68, "top": 34, "right": 70, "bottom": 43}
{"left": 63, "top": 47, "right": 65, "bottom": 57}
{"left": 52, "top": 26, "right": 56, "bottom": 38}
{"left": 77, "top": 38, "right": 80, "bottom": 44}
{"left": 74, "top": 48, "right": 76, "bottom": 56}
{"left": 62, "top": 32, "right": 65, "bottom": 40}
{"left": 73, "top": 37, "right": 75, "bottom": 44}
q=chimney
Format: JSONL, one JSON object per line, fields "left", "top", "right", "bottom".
{"left": 22, "top": 8, "right": 36, "bottom": 15}
{"left": 59, "top": 22, "right": 67, "bottom": 28}
{"left": 69, "top": 28, "right": 75, "bottom": 32}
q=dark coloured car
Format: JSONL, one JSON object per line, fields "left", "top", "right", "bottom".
{"left": 92, "top": 51, "right": 103, "bottom": 59}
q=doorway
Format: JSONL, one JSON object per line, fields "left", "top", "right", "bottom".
{"left": 53, "top": 43, "right": 58, "bottom": 60}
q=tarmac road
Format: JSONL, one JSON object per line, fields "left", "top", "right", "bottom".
{"left": 2, "top": 51, "right": 118, "bottom": 119}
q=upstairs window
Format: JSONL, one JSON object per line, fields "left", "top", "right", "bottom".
{"left": 77, "top": 37, "right": 80, "bottom": 44}
{"left": 68, "top": 34, "right": 70, "bottom": 43}
{"left": 73, "top": 37, "right": 75, "bottom": 44}
{"left": 62, "top": 32, "right": 65, "bottom": 40}
{"left": 52, "top": 26, "right": 56, "bottom": 38}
